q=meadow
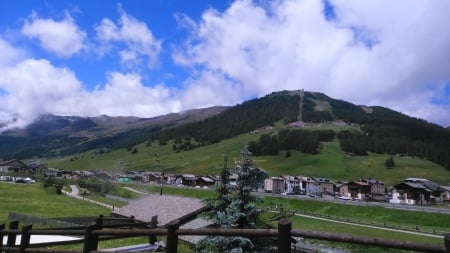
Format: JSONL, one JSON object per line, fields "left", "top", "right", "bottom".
{"left": 45, "top": 133, "right": 450, "bottom": 187}
{"left": 0, "top": 182, "right": 110, "bottom": 224}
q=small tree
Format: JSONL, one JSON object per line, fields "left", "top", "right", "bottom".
{"left": 385, "top": 157, "right": 396, "bottom": 169}
{"left": 197, "top": 149, "right": 276, "bottom": 253}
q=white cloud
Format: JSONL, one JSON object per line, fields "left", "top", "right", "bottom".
{"left": 0, "top": 58, "right": 85, "bottom": 129}
{"left": 21, "top": 11, "right": 86, "bottom": 57}
{"left": 89, "top": 72, "right": 181, "bottom": 117}
{"left": 95, "top": 6, "right": 162, "bottom": 68}
{"left": 0, "top": 37, "right": 26, "bottom": 67}
{"left": 174, "top": 0, "right": 450, "bottom": 126}
{"left": 0, "top": 37, "right": 181, "bottom": 131}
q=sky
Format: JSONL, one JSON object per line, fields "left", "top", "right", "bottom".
{"left": 0, "top": 0, "right": 449, "bottom": 132}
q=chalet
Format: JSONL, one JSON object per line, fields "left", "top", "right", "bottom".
{"left": 360, "top": 178, "right": 386, "bottom": 201}
{"left": 196, "top": 176, "right": 216, "bottom": 188}
{"left": 348, "top": 181, "right": 370, "bottom": 200}
{"left": 304, "top": 177, "right": 320, "bottom": 195}
{"left": 264, "top": 177, "right": 285, "bottom": 193}
{"left": 0, "top": 160, "right": 28, "bottom": 175}
{"left": 281, "top": 175, "right": 300, "bottom": 194}
{"left": 334, "top": 181, "right": 349, "bottom": 197}
{"left": 313, "top": 177, "right": 334, "bottom": 195}
{"left": 402, "top": 178, "right": 443, "bottom": 203}
{"left": 392, "top": 181, "right": 431, "bottom": 205}
{"left": 295, "top": 176, "right": 309, "bottom": 193}
{"left": 181, "top": 174, "right": 198, "bottom": 187}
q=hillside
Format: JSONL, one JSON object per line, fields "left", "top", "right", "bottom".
{"left": 0, "top": 106, "right": 227, "bottom": 160}
{"left": 2, "top": 90, "right": 450, "bottom": 179}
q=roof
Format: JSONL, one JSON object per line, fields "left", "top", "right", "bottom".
{"left": 314, "top": 177, "right": 333, "bottom": 183}
{"left": 349, "top": 181, "right": 369, "bottom": 186}
{"left": 199, "top": 177, "right": 214, "bottom": 183}
{"left": 440, "top": 186, "right": 450, "bottom": 191}
{"left": 362, "top": 178, "right": 384, "bottom": 184}
{"left": 394, "top": 182, "right": 426, "bottom": 190}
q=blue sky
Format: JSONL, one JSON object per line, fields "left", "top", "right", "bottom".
{"left": 0, "top": 0, "right": 449, "bottom": 131}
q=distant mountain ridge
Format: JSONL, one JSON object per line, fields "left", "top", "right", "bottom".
{"left": 0, "top": 106, "right": 228, "bottom": 159}
{"left": 0, "top": 90, "right": 449, "bottom": 170}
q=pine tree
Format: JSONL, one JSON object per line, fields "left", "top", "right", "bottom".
{"left": 197, "top": 149, "right": 276, "bottom": 253}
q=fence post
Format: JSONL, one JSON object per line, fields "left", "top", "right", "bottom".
{"left": 19, "top": 224, "right": 32, "bottom": 253}
{"left": 0, "top": 223, "right": 5, "bottom": 252}
{"left": 166, "top": 219, "right": 180, "bottom": 253}
{"left": 148, "top": 216, "right": 158, "bottom": 245}
{"left": 278, "top": 218, "right": 292, "bottom": 253}
{"left": 444, "top": 233, "right": 450, "bottom": 253}
{"left": 6, "top": 220, "right": 19, "bottom": 253}
{"left": 83, "top": 216, "right": 103, "bottom": 253}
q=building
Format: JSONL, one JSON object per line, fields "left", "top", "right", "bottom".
{"left": 360, "top": 178, "right": 385, "bottom": 201}
{"left": 334, "top": 181, "right": 349, "bottom": 197}
{"left": 264, "top": 177, "right": 285, "bottom": 193}
{"left": 347, "top": 181, "right": 370, "bottom": 200}
{"left": 313, "top": 177, "right": 334, "bottom": 195}
{"left": 304, "top": 177, "right": 320, "bottom": 195}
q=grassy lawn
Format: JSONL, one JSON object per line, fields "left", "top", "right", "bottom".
{"left": 288, "top": 215, "right": 444, "bottom": 252}
{"left": 263, "top": 196, "right": 450, "bottom": 231}
{"left": 0, "top": 182, "right": 110, "bottom": 224}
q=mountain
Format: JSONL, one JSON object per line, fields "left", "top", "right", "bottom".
{"left": 0, "top": 106, "right": 228, "bottom": 160}
{"left": 1, "top": 90, "right": 449, "bottom": 170}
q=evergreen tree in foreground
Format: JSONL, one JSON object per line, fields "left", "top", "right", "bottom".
{"left": 197, "top": 149, "right": 277, "bottom": 253}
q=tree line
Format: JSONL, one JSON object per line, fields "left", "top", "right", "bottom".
{"left": 248, "top": 129, "right": 335, "bottom": 156}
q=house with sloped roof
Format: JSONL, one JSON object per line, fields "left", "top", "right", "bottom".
{"left": 334, "top": 181, "right": 349, "bottom": 197}
{"left": 348, "top": 181, "right": 370, "bottom": 200}
{"left": 264, "top": 177, "right": 285, "bottom": 194}
{"left": 313, "top": 177, "right": 334, "bottom": 195}
{"left": 392, "top": 181, "right": 431, "bottom": 205}
{"left": 403, "top": 178, "right": 443, "bottom": 203}
{"left": 360, "top": 178, "right": 386, "bottom": 201}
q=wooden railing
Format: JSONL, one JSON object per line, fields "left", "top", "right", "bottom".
{"left": 1, "top": 217, "right": 449, "bottom": 253}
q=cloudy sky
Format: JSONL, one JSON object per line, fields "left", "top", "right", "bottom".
{"left": 0, "top": 0, "right": 449, "bottom": 131}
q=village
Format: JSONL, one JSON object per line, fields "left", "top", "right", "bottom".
{"left": 1, "top": 159, "right": 449, "bottom": 206}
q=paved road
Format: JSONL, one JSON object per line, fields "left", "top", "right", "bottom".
{"left": 257, "top": 192, "right": 450, "bottom": 214}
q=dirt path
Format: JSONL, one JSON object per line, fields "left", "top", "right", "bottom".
{"left": 62, "top": 185, "right": 113, "bottom": 210}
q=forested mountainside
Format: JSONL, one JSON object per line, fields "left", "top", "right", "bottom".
{"left": 151, "top": 90, "right": 450, "bottom": 170}
{"left": 1, "top": 90, "right": 449, "bottom": 170}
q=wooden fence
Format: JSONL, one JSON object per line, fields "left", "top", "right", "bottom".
{"left": 1, "top": 216, "right": 449, "bottom": 253}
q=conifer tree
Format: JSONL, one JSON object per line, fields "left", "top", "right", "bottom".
{"left": 197, "top": 149, "right": 276, "bottom": 253}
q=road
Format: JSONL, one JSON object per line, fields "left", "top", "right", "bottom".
{"left": 257, "top": 192, "right": 450, "bottom": 214}
{"left": 62, "top": 185, "right": 114, "bottom": 209}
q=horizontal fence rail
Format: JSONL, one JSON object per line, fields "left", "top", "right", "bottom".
{"left": 1, "top": 217, "right": 449, "bottom": 253}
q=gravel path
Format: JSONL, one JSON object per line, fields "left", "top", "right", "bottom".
{"left": 113, "top": 194, "right": 204, "bottom": 226}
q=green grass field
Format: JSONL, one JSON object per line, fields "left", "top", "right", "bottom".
{"left": 45, "top": 134, "right": 450, "bottom": 187}
{"left": 0, "top": 182, "right": 110, "bottom": 224}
